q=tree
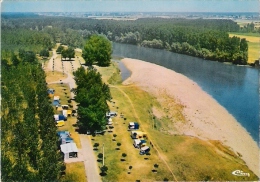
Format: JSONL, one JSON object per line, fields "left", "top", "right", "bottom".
{"left": 19, "top": 49, "right": 37, "bottom": 63}
{"left": 128, "top": 166, "right": 133, "bottom": 174}
{"left": 116, "top": 142, "right": 121, "bottom": 150}
{"left": 56, "top": 45, "right": 64, "bottom": 53}
{"left": 67, "top": 47, "right": 75, "bottom": 60}
{"left": 1, "top": 60, "right": 63, "bottom": 181}
{"left": 94, "top": 143, "right": 100, "bottom": 150}
{"left": 97, "top": 153, "right": 103, "bottom": 162}
{"left": 113, "top": 134, "right": 117, "bottom": 141}
{"left": 74, "top": 67, "right": 111, "bottom": 132}
{"left": 40, "top": 49, "right": 50, "bottom": 57}
{"left": 82, "top": 35, "right": 112, "bottom": 66}
{"left": 153, "top": 164, "right": 159, "bottom": 173}
{"left": 121, "top": 153, "right": 127, "bottom": 161}
{"left": 100, "top": 165, "right": 108, "bottom": 176}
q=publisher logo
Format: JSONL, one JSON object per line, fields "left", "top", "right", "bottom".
{"left": 232, "top": 170, "right": 250, "bottom": 177}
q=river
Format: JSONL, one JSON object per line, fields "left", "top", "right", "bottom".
{"left": 112, "top": 42, "right": 259, "bottom": 143}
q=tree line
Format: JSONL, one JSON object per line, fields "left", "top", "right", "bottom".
{"left": 1, "top": 15, "right": 251, "bottom": 64}
{"left": 1, "top": 52, "right": 65, "bottom": 181}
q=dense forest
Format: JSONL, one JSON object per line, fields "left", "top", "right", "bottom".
{"left": 1, "top": 13, "right": 255, "bottom": 64}
{"left": 1, "top": 52, "right": 65, "bottom": 181}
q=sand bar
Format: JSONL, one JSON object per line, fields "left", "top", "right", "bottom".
{"left": 122, "top": 58, "right": 259, "bottom": 176}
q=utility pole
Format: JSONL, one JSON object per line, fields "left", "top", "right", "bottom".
{"left": 103, "top": 143, "right": 105, "bottom": 166}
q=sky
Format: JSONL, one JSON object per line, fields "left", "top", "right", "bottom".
{"left": 1, "top": 0, "right": 259, "bottom": 13}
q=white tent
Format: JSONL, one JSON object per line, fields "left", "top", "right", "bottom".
{"left": 54, "top": 96, "right": 60, "bottom": 101}
{"left": 63, "top": 110, "right": 68, "bottom": 117}
{"left": 60, "top": 143, "right": 78, "bottom": 160}
{"left": 54, "top": 114, "right": 59, "bottom": 121}
{"left": 107, "top": 118, "right": 113, "bottom": 125}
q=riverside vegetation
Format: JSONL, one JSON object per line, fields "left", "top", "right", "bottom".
{"left": 2, "top": 13, "right": 260, "bottom": 65}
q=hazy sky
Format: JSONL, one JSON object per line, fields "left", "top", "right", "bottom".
{"left": 1, "top": 0, "right": 259, "bottom": 13}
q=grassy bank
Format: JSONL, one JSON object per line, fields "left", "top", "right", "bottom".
{"left": 94, "top": 60, "right": 258, "bottom": 181}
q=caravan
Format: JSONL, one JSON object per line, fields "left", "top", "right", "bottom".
{"left": 106, "top": 111, "right": 117, "bottom": 118}
{"left": 130, "top": 131, "right": 147, "bottom": 139}
{"left": 133, "top": 139, "right": 147, "bottom": 148}
{"left": 139, "top": 146, "right": 150, "bottom": 155}
{"left": 128, "top": 122, "right": 139, "bottom": 130}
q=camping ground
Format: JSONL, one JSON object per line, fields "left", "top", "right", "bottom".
{"left": 45, "top": 46, "right": 258, "bottom": 181}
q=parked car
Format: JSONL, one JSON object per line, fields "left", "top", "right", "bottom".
{"left": 128, "top": 122, "right": 139, "bottom": 130}
{"left": 106, "top": 111, "right": 117, "bottom": 118}
{"left": 86, "top": 130, "right": 105, "bottom": 135}
{"left": 133, "top": 139, "right": 146, "bottom": 148}
{"left": 140, "top": 146, "right": 150, "bottom": 155}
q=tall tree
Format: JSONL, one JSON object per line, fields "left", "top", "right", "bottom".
{"left": 82, "top": 35, "right": 112, "bottom": 67}
{"left": 74, "top": 67, "right": 111, "bottom": 132}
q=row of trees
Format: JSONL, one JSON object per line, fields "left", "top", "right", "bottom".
{"left": 1, "top": 15, "right": 250, "bottom": 64}
{"left": 1, "top": 52, "right": 65, "bottom": 181}
{"left": 73, "top": 67, "right": 111, "bottom": 133}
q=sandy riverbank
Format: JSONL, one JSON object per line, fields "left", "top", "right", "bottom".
{"left": 122, "top": 58, "right": 259, "bottom": 177}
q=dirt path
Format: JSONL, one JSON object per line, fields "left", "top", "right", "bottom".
{"left": 46, "top": 48, "right": 101, "bottom": 182}
{"left": 110, "top": 85, "right": 178, "bottom": 181}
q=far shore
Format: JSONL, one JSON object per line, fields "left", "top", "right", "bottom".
{"left": 122, "top": 58, "right": 259, "bottom": 177}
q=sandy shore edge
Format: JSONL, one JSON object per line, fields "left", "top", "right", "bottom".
{"left": 122, "top": 58, "right": 259, "bottom": 177}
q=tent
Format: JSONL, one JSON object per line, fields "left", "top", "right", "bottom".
{"left": 56, "top": 120, "right": 65, "bottom": 127}
{"left": 54, "top": 114, "right": 59, "bottom": 121}
{"left": 67, "top": 110, "right": 72, "bottom": 116}
{"left": 57, "top": 106, "right": 63, "bottom": 112}
{"left": 107, "top": 118, "right": 113, "bottom": 125}
{"left": 47, "top": 88, "right": 55, "bottom": 94}
{"left": 60, "top": 137, "right": 74, "bottom": 145}
{"left": 59, "top": 114, "right": 66, "bottom": 121}
{"left": 130, "top": 131, "right": 147, "bottom": 139}
{"left": 57, "top": 131, "right": 70, "bottom": 137}
{"left": 53, "top": 95, "right": 60, "bottom": 101}
{"left": 54, "top": 114, "right": 66, "bottom": 121}
{"left": 60, "top": 143, "right": 78, "bottom": 160}
{"left": 53, "top": 100, "right": 60, "bottom": 106}
{"left": 63, "top": 110, "right": 68, "bottom": 117}
{"left": 63, "top": 110, "right": 72, "bottom": 117}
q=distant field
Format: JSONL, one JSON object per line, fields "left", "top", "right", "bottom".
{"left": 234, "top": 20, "right": 260, "bottom": 28}
{"left": 229, "top": 33, "right": 260, "bottom": 42}
{"left": 229, "top": 33, "right": 259, "bottom": 63}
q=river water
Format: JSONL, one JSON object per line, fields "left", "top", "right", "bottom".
{"left": 112, "top": 42, "right": 259, "bottom": 142}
